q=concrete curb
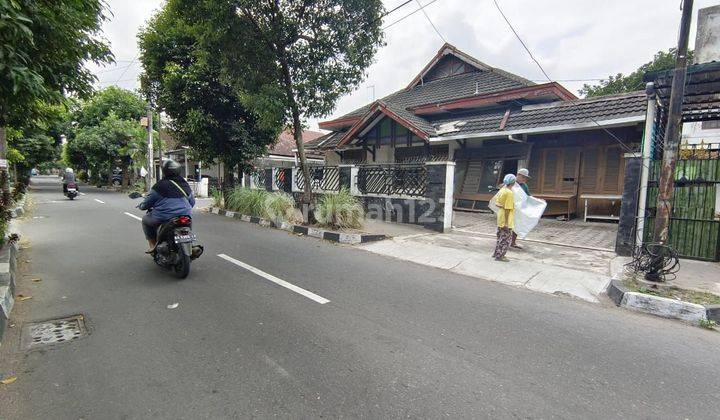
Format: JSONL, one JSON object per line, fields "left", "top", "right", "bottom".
{"left": 0, "top": 239, "right": 20, "bottom": 345}
{"left": 208, "top": 207, "right": 386, "bottom": 245}
{"left": 606, "top": 279, "right": 719, "bottom": 324}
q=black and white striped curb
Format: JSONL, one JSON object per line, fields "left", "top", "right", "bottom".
{"left": 0, "top": 240, "right": 20, "bottom": 345}
{"left": 208, "top": 207, "right": 386, "bottom": 245}
{"left": 607, "top": 279, "right": 720, "bottom": 325}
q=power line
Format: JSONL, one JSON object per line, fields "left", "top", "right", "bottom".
{"left": 491, "top": 0, "right": 550, "bottom": 81}
{"left": 414, "top": 0, "right": 446, "bottom": 43}
{"left": 490, "top": 0, "right": 673, "bottom": 221}
{"left": 96, "top": 62, "right": 140, "bottom": 74}
{"left": 367, "top": 0, "right": 413, "bottom": 27}
{"left": 383, "top": 0, "right": 442, "bottom": 30}
{"left": 384, "top": 0, "right": 414, "bottom": 19}
{"left": 111, "top": 53, "right": 139, "bottom": 86}
{"left": 491, "top": 0, "right": 639, "bottom": 154}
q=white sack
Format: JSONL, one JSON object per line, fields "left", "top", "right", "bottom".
{"left": 510, "top": 184, "right": 546, "bottom": 239}
{"left": 488, "top": 186, "right": 546, "bottom": 238}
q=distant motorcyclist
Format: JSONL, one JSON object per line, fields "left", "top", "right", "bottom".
{"left": 62, "top": 168, "right": 76, "bottom": 194}
{"left": 138, "top": 159, "right": 195, "bottom": 253}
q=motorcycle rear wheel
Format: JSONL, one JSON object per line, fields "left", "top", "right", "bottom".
{"left": 173, "top": 251, "right": 191, "bottom": 279}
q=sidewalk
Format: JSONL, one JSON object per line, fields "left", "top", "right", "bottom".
{"left": 360, "top": 229, "right": 616, "bottom": 303}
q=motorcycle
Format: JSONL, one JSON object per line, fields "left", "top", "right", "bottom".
{"left": 65, "top": 182, "right": 78, "bottom": 200}
{"left": 151, "top": 214, "right": 203, "bottom": 279}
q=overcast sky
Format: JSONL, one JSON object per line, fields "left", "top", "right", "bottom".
{"left": 90, "top": 0, "right": 717, "bottom": 131}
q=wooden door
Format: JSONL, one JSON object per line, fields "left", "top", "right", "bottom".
{"left": 531, "top": 147, "right": 581, "bottom": 195}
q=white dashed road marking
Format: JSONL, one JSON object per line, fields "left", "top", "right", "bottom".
{"left": 124, "top": 212, "right": 142, "bottom": 221}
{"left": 217, "top": 254, "right": 330, "bottom": 304}
{"left": 94, "top": 199, "right": 105, "bottom": 204}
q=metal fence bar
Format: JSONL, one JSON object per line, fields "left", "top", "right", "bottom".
{"left": 295, "top": 166, "right": 340, "bottom": 193}
{"left": 250, "top": 169, "right": 267, "bottom": 189}
{"left": 356, "top": 164, "right": 428, "bottom": 197}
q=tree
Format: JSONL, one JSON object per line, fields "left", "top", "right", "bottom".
{"left": 138, "top": 2, "right": 280, "bottom": 188}
{"left": 580, "top": 48, "right": 694, "bottom": 97}
{"left": 0, "top": 1, "right": 111, "bottom": 123}
{"left": 66, "top": 88, "right": 149, "bottom": 187}
{"left": 174, "top": 0, "right": 385, "bottom": 203}
{"left": 0, "top": 0, "right": 111, "bottom": 206}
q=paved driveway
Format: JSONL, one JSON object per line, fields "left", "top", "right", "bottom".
{"left": 453, "top": 211, "right": 618, "bottom": 251}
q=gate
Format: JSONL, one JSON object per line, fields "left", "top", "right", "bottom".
{"left": 643, "top": 144, "right": 720, "bottom": 261}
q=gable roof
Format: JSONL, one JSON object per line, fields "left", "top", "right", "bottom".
{"left": 405, "top": 43, "right": 534, "bottom": 90}
{"left": 319, "top": 43, "right": 533, "bottom": 131}
{"left": 311, "top": 44, "right": 647, "bottom": 150}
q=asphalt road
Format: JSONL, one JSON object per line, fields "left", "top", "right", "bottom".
{"left": 1, "top": 175, "right": 720, "bottom": 419}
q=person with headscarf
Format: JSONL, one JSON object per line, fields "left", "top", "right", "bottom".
{"left": 493, "top": 174, "right": 516, "bottom": 262}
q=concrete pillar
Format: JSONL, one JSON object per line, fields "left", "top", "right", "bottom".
{"left": 616, "top": 156, "right": 643, "bottom": 256}
{"left": 424, "top": 161, "right": 455, "bottom": 232}
{"left": 339, "top": 164, "right": 353, "bottom": 192}
{"left": 264, "top": 168, "right": 273, "bottom": 191}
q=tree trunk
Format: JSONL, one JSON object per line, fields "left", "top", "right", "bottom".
{"left": 222, "top": 159, "right": 235, "bottom": 194}
{"left": 278, "top": 55, "right": 314, "bottom": 222}
{"left": 121, "top": 159, "right": 131, "bottom": 189}
{"left": 0, "top": 125, "right": 10, "bottom": 210}
{"left": 107, "top": 161, "right": 114, "bottom": 188}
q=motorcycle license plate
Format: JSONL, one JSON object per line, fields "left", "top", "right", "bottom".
{"left": 175, "top": 233, "right": 196, "bottom": 243}
{"left": 67, "top": 188, "right": 76, "bottom": 192}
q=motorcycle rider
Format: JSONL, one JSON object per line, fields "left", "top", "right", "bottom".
{"left": 138, "top": 159, "right": 195, "bottom": 253}
{"left": 62, "top": 168, "right": 77, "bottom": 194}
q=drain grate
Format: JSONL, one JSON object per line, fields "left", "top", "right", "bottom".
{"left": 21, "top": 315, "right": 88, "bottom": 350}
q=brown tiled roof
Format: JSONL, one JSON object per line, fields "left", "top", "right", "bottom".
{"left": 428, "top": 91, "right": 647, "bottom": 138}
{"left": 269, "top": 129, "right": 325, "bottom": 156}
{"left": 332, "top": 70, "right": 531, "bottom": 124}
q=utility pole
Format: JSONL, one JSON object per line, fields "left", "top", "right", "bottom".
{"left": 146, "top": 107, "right": 154, "bottom": 191}
{"left": 647, "top": 0, "right": 693, "bottom": 281}
{"left": 652, "top": 0, "right": 693, "bottom": 246}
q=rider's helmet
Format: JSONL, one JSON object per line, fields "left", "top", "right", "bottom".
{"left": 66, "top": 167, "right": 74, "bottom": 174}
{"left": 162, "top": 159, "right": 182, "bottom": 178}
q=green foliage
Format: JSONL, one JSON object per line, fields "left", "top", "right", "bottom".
{"left": 0, "top": 0, "right": 112, "bottom": 126}
{"left": 699, "top": 318, "right": 717, "bottom": 330}
{"left": 221, "top": 187, "right": 297, "bottom": 223}
{"left": 210, "top": 187, "right": 224, "bottom": 208}
{"left": 165, "top": 0, "right": 384, "bottom": 194}
{"left": 225, "top": 187, "right": 270, "bottom": 218}
{"left": 6, "top": 147, "right": 25, "bottom": 165}
{"left": 12, "top": 180, "right": 27, "bottom": 203}
{"left": 9, "top": 134, "right": 58, "bottom": 168}
{"left": 64, "top": 87, "right": 149, "bottom": 186}
{"left": 138, "top": 2, "right": 279, "bottom": 184}
{"left": 264, "top": 192, "right": 298, "bottom": 223}
{"left": 315, "top": 188, "right": 364, "bottom": 229}
{"left": 75, "top": 86, "right": 147, "bottom": 127}
{"left": 580, "top": 48, "right": 693, "bottom": 97}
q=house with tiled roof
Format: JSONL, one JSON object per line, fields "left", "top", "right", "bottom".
{"left": 307, "top": 43, "right": 647, "bottom": 218}
{"left": 255, "top": 129, "right": 325, "bottom": 168}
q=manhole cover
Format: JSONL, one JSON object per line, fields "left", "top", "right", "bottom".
{"left": 21, "top": 314, "right": 88, "bottom": 350}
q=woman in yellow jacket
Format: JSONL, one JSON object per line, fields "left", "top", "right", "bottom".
{"left": 493, "top": 174, "right": 516, "bottom": 262}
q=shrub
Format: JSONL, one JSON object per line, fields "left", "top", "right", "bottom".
{"left": 264, "top": 192, "right": 297, "bottom": 223}
{"left": 210, "top": 187, "right": 224, "bottom": 208}
{"left": 315, "top": 188, "right": 363, "bottom": 229}
{"left": 131, "top": 179, "right": 146, "bottom": 193}
{"left": 225, "top": 187, "right": 269, "bottom": 218}
{"left": 12, "top": 181, "right": 27, "bottom": 203}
